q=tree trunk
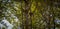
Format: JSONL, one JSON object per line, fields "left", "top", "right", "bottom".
{"left": 23, "top": 0, "right": 31, "bottom": 29}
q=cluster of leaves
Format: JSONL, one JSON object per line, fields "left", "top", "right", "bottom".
{"left": 0, "top": 0, "right": 60, "bottom": 29}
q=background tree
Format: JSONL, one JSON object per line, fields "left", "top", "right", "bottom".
{"left": 0, "top": 0, "right": 60, "bottom": 29}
